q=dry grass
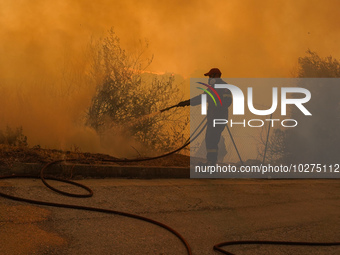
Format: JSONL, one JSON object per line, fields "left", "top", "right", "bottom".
{"left": 0, "top": 144, "right": 189, "bottom": 167}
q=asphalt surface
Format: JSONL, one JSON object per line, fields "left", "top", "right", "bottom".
{"left": 0, "top": 178, "right": 339, "bottom": 255}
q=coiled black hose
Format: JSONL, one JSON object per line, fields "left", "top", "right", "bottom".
{"left": 0, "top": 116, "right": 339, "bottom": 254}
{"left": 0, "top": 117, "right": 207, "bottom": 255}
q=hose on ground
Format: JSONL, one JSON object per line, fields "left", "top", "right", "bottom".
{"left": 0, "top": 116, "right": 208, "bottom": 254}
{"left": 0, "top": 114, "right": 339, "bottom": 254}
{"left": 213, "top": 240, "right": 340, "bottom": 254}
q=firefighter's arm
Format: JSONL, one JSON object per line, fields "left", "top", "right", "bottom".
{"left": 223, "top": 90, "right": 232, "bottom": 108}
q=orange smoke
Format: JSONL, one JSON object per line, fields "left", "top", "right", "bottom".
{"left": 0, "top": 0, "right": 339, "bottom": 153}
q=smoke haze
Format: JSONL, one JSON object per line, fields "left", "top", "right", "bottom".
{"left": 0, "top": 0, "right": 339, "bottom": 153}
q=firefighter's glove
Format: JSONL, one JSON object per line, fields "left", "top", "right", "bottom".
{"left": 177, "top": 100, "right": 190, "bottom": 107}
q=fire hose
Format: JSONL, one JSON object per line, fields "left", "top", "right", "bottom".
{"left": 0, "top": 103, "right": 339, "bottom": 255}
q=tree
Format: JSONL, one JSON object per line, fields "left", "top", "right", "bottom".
{"left": 263, "top": 50, "right": 340, "bottom": 164}
{"left": 86, "top": 29, "right": 188, "bottom": 154}
{"left": 297, "top": 49, "right": 340, "bottom": 78}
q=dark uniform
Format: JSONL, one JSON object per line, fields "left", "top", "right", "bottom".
{"left": 178, "top": 69, "right": 232, "bottom": 164}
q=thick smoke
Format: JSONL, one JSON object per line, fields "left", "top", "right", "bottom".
{"left": 0, "top": 0, "right": 339, "bottom": 153}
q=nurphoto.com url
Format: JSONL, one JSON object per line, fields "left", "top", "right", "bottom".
{"left": 194, "top": 163, "right": 340, "bottom": 175}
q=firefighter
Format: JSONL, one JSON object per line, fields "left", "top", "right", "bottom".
{"left": 178, "top": 68, "right": 232, "bottom": 165}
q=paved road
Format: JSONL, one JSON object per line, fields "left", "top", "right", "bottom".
{"left": 0, "top": 178, "right": 339, "bottom": 255}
